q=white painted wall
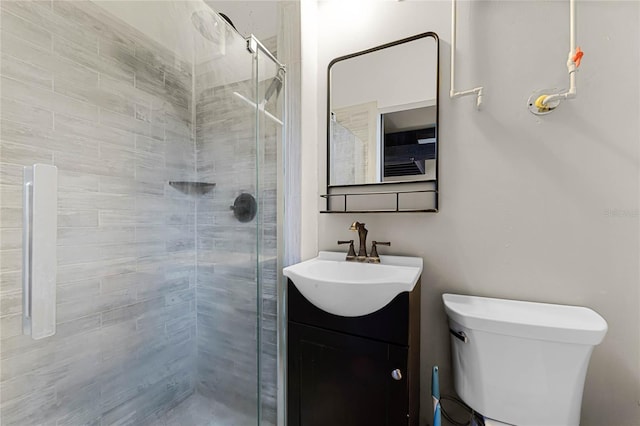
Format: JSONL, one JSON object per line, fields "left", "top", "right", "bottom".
{"left": 300, "top": 0, "right": 319, "bottom": 261}
{"left": 301, "top": 1, "right": 640, "bottom": 425}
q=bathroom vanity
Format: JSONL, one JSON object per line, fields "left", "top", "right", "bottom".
{"left": 284, "top": 252, "right": 422, "bottom": 426}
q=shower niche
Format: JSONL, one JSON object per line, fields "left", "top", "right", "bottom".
{"left": 169, "top": 181, "right": 217, "bottom": 195}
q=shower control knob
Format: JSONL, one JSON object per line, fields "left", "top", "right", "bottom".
{"left": 391, "top": 369, "right": 402, "bottom": 381}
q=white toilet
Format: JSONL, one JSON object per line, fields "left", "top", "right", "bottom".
{"left": 443, "top": 293, "right": 608, "bottom": 426}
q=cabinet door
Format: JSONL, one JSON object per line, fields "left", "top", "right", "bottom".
{"left": 288, "top": 323, "right": 408, "bottom": 426}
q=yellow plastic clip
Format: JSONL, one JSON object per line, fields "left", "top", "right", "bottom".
{"left": 534, "top": 95, "right": 550, "bottom": 111}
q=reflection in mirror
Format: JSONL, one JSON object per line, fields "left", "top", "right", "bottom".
{"left": 328, "top": 33, "right": 438, "bottom": 187}
{"left": 383, "top": 105, "right": 436, "bottom": 181}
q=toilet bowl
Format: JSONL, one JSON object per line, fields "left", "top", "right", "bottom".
{"left": 443, "top": 293, "right": 607, "bottom": 426}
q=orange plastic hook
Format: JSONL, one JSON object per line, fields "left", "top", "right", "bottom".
{"left": 572, "top": 47, "right": 584, "bottom": 67}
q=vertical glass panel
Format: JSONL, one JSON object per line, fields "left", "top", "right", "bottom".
{"left": 255, "top": 47, "right": 284, "bottom": 426}
{"left": 193, "top": 8, "right": 259, "bottom": 426}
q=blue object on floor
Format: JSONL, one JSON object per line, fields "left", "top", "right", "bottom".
{"left": 432, "top": 366, "right": 441, "bottom": 426}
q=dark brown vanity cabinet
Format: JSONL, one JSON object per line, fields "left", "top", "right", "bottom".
{"left": 287, "top": 279, "right": 421, "bottom": 426}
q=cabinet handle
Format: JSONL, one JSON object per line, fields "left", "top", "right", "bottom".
{"left": 391, "top": 369, "right": 402, "bottom": 381}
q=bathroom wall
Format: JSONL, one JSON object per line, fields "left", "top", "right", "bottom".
{"left": 0, "top": 1, "right": 196, "bottom": 424}
{"left": 302, "top": 1, "right": 640, "bottom": 425}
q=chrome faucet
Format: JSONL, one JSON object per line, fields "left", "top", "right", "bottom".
{"left": 349, "top": 221, "right": 368, "bottom": 261}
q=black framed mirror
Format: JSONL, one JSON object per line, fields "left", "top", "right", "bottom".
{"left": 325, "top": 32, "right": 439, "bottom": 213}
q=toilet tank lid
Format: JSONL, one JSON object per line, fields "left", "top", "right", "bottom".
{"left": 442, "top": 293, "right": 608, "bottom": 345}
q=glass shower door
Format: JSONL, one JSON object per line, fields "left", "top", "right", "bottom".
{"left": 0, "top": 2, "right": 200, "bottom": 424}
{"left": 193, "top": 13, "right": 285, "bottom": 426}
{"left": 0, "top": 1, "right": 284, "bottom": 425}
{"left": 192, "top": 12, "right": 261, "bottom": 425}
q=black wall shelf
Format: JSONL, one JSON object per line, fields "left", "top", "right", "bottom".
{"left": 321, "top": 189, "right": 438, "bottom": 213}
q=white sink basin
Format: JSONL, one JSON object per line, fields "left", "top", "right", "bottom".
{"left": 283, "top": 251, "right": 423, "bottom": 317}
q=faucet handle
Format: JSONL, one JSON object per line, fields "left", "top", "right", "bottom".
{"left": 338, "top": 240, "right": 356, "bottom": 260}
{"left": 369, "top": 241, "right": 391, "bottom": 263}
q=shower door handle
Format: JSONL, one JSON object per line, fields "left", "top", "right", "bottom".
{"left": 22, "top": 164, "right": 58, "bottom": 340}
{"left": 22, "top": 179, "right": 31, "bottom": 326}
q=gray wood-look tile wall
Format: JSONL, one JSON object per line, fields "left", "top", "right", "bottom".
{"left": 0, "top": 2, "right": 281, "bottom": 424}
{"left": 0, "top": 1, "right": 198, "bottom": 424}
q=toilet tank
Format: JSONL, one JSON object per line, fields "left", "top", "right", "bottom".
{"left": 443, "top": 294, "right": 607, "bottom": 426}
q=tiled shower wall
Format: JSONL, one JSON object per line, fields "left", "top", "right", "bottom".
{"left": 0, "top": 1, "right": 197, "bottom": 424}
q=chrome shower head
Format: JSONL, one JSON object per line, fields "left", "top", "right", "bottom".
{"left": 191, "top": 10, "right": 237, "bottom": 42}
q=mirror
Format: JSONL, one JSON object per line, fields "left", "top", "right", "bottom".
{"left": 328, "top": 33, "right": 439, "bottom": 187}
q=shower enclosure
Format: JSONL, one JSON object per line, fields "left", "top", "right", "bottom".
{"left": 0, "top": 1, "right": 284, "bottom": 425}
